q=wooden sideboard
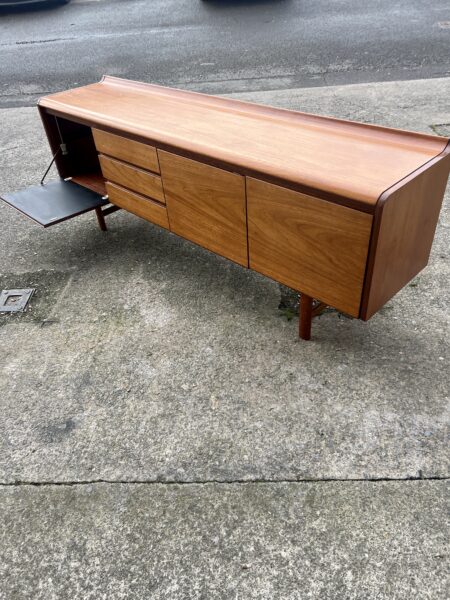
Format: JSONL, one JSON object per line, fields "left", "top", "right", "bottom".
{"left": 2, "top": 76, "right": 450, "bottom": 339}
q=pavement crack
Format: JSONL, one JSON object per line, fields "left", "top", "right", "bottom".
{"left": 0, "top": 475, "right": 448, "bottom": 488}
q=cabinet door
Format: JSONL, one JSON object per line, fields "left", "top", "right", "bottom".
{"left": 247, "top": 178, "right": 372, "bottom": 317}
{"left": 158, "top": 151, "right": 248, "bottom": 267}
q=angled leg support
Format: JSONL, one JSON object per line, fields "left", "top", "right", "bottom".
{"left": 95, "top": 206, "right": 107, "bottom": 231}
{"left": 299, "top": 293, "right": 313, "bottom": 340}
{"left": 299, "top": 294, "right": 327, "bottom": 340}
{"left": 94, "top": 204, "right": 121, "bottom": 231}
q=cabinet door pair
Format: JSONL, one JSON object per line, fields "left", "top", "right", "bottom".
{"left": 159, "top": 152, "right": 372, "bottom": 317}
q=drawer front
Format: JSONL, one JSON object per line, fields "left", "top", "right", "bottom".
{"left": 106, "top": 182, "right": 169, "bottom": 230}
{"left": 247, "top": 178, "right": 372, "bottom": 317}
{"left": 158, "top": 151, "right": 248, "bottom": 267}
{"left": 93, "top": 128, "right": 160, "bottom": 173}
{"left": 99, "top": 155, "right": 165, "bottom": 204}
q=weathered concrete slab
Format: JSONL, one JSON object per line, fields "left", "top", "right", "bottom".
{"left": 0, "top": 78, "right": 449, "bottom": 484}
{"left": 0, "top": 481, "right": 448, "bottom": 599}
{"left": 227, "top": 76, "right": 450, "bottom": 134}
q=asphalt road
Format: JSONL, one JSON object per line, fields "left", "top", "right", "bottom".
{"left": 0, "top": 0, "right": 449, "bottom": 107}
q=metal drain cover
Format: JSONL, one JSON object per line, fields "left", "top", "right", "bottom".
{"left": 0, "top": 288, "right": 35, "bottom": 313}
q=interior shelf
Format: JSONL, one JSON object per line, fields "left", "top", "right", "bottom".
{"left": 70, "top": 173, "right": 106, "bottom": 196}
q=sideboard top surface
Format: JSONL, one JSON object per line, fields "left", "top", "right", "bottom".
{"left": 39, "top": 76, "right": 448, "bottom": 209}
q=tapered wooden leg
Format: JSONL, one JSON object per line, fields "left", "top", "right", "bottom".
{"left": 95, "top": 207, "right": 107, "bottom": 231}
{"left": 299, "top": 293, "right": 313, "bottom": 340}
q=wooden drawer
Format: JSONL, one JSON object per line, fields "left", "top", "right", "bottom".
{"left": 93, "top": 128, "right": 160, "bottom": 173}
{"left": 106, "top": 182, "right": 169, "bottom": 230}
{"left": 247, "top": 178, "right": 373, "bottom": 317}
{"left": 99, "top": 155, "right": 165, "bottom": 204}
{"left": 158, "top": 151, "right": 248, "bottom": 267}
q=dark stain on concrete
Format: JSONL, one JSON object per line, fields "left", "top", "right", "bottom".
{"left": 41, "top": 418, "right": 76, "bottom": 444}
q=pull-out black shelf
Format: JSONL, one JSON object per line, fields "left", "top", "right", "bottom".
{"left": 1, "top": 179, "right": 107, "bottom": 227}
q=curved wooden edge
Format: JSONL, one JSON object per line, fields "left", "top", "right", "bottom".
{"left": 38, "top": 77, "right": 448, "bottom": 214}
{"left": 40, "top": 75, "right": 448, "bottom": 154}
{"left": 38, "top": 105, "right": 373, "bottom": 214}
{"left": 359, "top": 139, "right": 450, "bottom": 321}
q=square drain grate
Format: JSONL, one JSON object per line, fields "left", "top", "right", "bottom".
{"left": 0, "top": 288, "right": 35, "bottom": 313}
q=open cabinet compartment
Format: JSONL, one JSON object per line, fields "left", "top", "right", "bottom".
{"left": 39, "top": 112, "right": 106, "bottom": 196}
{"left": 0, "top": 112, "right": 108, "bottom": 227}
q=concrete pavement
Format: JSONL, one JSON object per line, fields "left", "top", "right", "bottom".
{"left": 0, "top": 77, "right": 449, "bottom": 598}
{"left": 1, "top": 481, "right": 448, "bottom": 599}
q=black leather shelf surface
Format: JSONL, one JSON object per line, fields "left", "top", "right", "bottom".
{"left": 1, "top": 179, "right": 106, "bottom": 227}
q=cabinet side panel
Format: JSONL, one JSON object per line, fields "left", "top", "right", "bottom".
{"left": 247, "top": 178, "right": 372, "bottom": 317}
{"left": 362, "top": 152, "right": 450, "bottom": 320}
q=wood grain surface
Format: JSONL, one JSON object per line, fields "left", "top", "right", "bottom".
{"left": 361, "top": 150, "right": 450, "bottom": 319}
{"left": 71, "top": 173, "right": 106, "bottom": 196}
{"left": 247, "top": 178, "right": 373, "bottom": 316}
{"left": 99, "top": 155, "right": 165, "bottom": 203}
{"left": 159, "top": 150, "right": 248, "bottom": 267}
{"left": 39, "top": 77, "right": 448, "bottom": 210}
{"left": 106, "top": 182, "right": 169, "bottom": 229}
{"left": 93, "top": 128, "right": 160, "bottom": 173}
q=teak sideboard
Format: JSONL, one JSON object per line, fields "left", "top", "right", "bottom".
{"left": 2, "top": 76, "right": 450, "bottom": 339}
